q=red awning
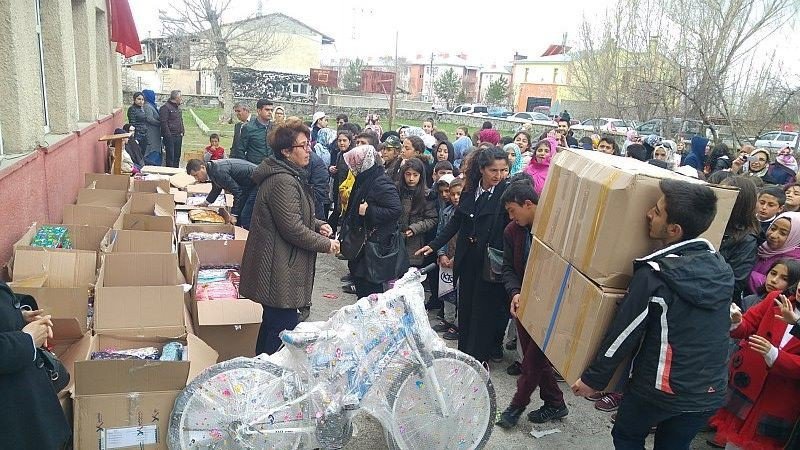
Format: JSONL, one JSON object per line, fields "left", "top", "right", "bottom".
{"left": 107, "top": 0, "right": 142, "bottom": 58}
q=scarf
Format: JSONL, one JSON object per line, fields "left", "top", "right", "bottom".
{"left": 758, "top": 212, "right": 800, "bottom": 258}
{"left": 504, "top": 143, "right": 523, "bottom": 175}
{"left": 344, "top": 145, "right": 379, "bottom": 175}
{"left": 747, "top": 149, "right": 770, "bottom": 178}
{"left": 478, "top": 129, "right": 501, "bottom": 146}
{"left": 142, "top": 89, "right": 157, "bottom": 108}
{"left": 405, "top": 127, "right": 425, "bottom": 138}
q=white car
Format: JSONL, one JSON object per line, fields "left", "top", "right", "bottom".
{"left": 508, "top": 111, "right": 557, "bottom": 127}
{"left": 754, "top": 131, "right": 799, "bottom": 150}
{"left": 572, "top": 118, "right": 633, "bottom": 133}
{"left": 451, "top": 104, "right": 489, "bottom": 115}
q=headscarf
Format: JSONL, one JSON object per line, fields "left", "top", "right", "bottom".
{"left": 343, "top": 145, "right": 379, "bottom": 176}
{"left": 478, "top": 129, "right": 501, "bottom": 146}
{"left": 777, "top": 146, "right": 799, "bottom": 173}
{"left": 524, "top": 137, "right": 558, "bottom": 194}
{"left": 504, "top": 143, "right": 523, "bottom": 175}
{"left": 421, "top": 134, "right": 437, "bottom": 150}
{"left": 748, "top": 148, "right": 771, "bottom": 178}
{"left": 404, "top": 127, "right": 425, "bottom": 138}
{"left": 453, "top": 136, "right": 473, "bottom": 169}
{"left": 141, "top": 89, "right": 157, "bottom": 108}
{"left": 758, "top": 212, "right": 800, "bottom": 258}
{"left": 313, "top": 128, "right": 336, "bottom": 166}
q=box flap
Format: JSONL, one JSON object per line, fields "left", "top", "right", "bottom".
{"left": 12, "top": 248, "right": 96, "bottom": 288}
{"left": 99, "top": 253, "right": 183, "bottom": 287}
{"left": 186, "top": 183, "right": 213, "bottom": 194}
{"left": 75, "top": 188, "right": 129, "bottom": 208}
{"left": 84, "top": 174, "right": 130, "bottom": 191}
{"left": 9, "top": 286, "right": 88, "bottom": 337}
{"left": 233, "top": 226, "right": 249, "bottom": 240}
{"left": 195, "top": 299, "right": 262, "bottom": 326}
{"left": 62, "top": 205, "right": 120, "bottom": 228}
{"left": 55, "top": 333, "right": 92, "bottom": 393}
{"left": 191, "top": 239, "right": 245, "bottom": 265}
{"left": 185, "top": 333, "right": 219, "bottom": 382}
{"left": 94, "top": 285, "right": 185, "bottom": 331}
{"left": 142, "top": 165, "right": 184, "bottom": 176}
{"left": 125, "top": 192, "right": 176, "bottom": 215}
{"left": 101, "top": 229, "right": 174, "bottom": 253}
{"left": 174, "top": 190, "right": 188, "bottom": 204}
{"left": 132, "top": 179, "right": 171, "bottom": 193}
{"left": 170, "top": 172, "right": 196, "bottom": 188}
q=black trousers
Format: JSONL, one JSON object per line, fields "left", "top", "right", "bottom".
{"left": 255, "top": 305, "right": 299, "bottom": 355}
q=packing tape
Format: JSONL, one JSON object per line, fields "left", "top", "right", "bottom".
{"left": 534, "top": 165, "right": 562, "bottom": 239}
{"left": 127, "top": 392, "right": 141, "bottom": 425}
{"left": 563, "top": 288, "right": 593, "bottom": 378}
{"left": 580, "top": 171, "right": 621, "bottom": 270}
{"left": 542, "top": 265, "right": 572, "bottom": 352}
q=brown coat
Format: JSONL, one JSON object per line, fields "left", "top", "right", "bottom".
{"left": 240, "top": 158, "right": 330, "bottom": 309}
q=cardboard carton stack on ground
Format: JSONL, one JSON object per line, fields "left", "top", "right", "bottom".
{"left": 62, "top": 174, "right": 131, "bottom": 228}
{"left": 518, "top": 150, "right": 738, "bottom": 387}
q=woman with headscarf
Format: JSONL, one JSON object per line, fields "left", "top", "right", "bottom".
{"left": 734, "top": 148, "right": 797, "bottom": 186}
{"left": 313, "top": 127, "right": 336, "bottom": 166}
{"left": 525, "top": 138, "right": 557, "bottom": 195}
{"left": 453, "top": 136, "right": 473, "bottom": 170}
{"left": 339, "top": 145, "right": 403, "bottom": 298}
{"left": 141, "top": 89, "right": 163, "bottom": 165}
{"left": 478, "top": 129, "right": 501, "bottom": 147}
{"left": 622, "top": 130, "right": 639, "bottom": 156}
{"left": 273, "top": 106, "right": 286, "bottom": 125}
{"left": 748, "top": 212, "right": 800, "bottom": 295}
{"left": 504, "top": 143, "right": 523, "bottom": 175}
{"left": 240, "top": 120, "right": 339, "bottom": 355}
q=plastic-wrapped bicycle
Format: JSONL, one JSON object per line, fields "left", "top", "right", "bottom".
{"left": 168, "top": 264, "right": 496, "bottom": 449}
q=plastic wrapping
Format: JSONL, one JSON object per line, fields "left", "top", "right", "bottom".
{"left": 168, "top": 267, "right": 496, "bottom": 449}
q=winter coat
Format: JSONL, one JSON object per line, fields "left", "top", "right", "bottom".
{"left": 240, "top": 158, "right": 330, "bottom": 309}
{"left": 126, "top": 105, "right": 149, "bottom": 140}
{"left": 582, "top": 238, "right": 734, "bottom": 412}
{"left": 307, "top": 152, "right": 331, "bottom": 220}
{"left": 231, "top": 118, "right": 273, "bottom": 165}
{"left": 682, "top": 136, "right": 708, "bottom": 172}
{"left": 763, "top": 163, "right": 797, "bottom": 186}
{"left": 399, "top": 188, "right": 438, "bottom": 266}
{"left": 710, "top": 290, "right": 800, "bottom": 449}
{"left": 436, "top": 203, "right": 457, "bottom": 258}
{"left": 719, "top": 232, "right": 758, "bottom": 305}
{"left": 502, "top": 221, "right": 531, "bottom": 299}
{"left": 0, "top": 283, "right": 71, "bottom": 450}
{"left": 142, "top": 102, "right": 162, "bottom": 156}
{"left": 158, "top": 100, "right": 184, "bottom": 137}
{"left": 749, "top": 247, "right": 800, "bottom": 295}
{"left": 384, "top": 157, "right": 403, "bottom": 183}
{"left": 341, "top": 164, "right": 403, "bottom": 280}
{"left": 206, "top": 159, "right": 257, "bottom": 217}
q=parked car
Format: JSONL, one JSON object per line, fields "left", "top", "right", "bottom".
{"left": 636, "top": 118, "right": 705, "bottom": 141}
{"left": 451, "top": 104, "right": 489, "bottom": 115}
{"left": 508, "top": 111, "right": 557, "bottom": 127}
{"left": 573, "top": 118, "right": 634, "bottom": 134}
{"left": 754, "top": 131, "right": 799, "bottom": 150}
{"left": 431, "top": 104, "right": 448, "bottom": 113}
{"left": 487, "top": 107, "right": 513, "bottom": 118}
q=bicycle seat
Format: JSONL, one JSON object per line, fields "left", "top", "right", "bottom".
{"left": 280, "top": 329, "right": 337, "bottom": 348}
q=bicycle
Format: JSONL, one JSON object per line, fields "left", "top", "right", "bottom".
{"left": 168, "top": 264, "right": 496, "bottom": 449}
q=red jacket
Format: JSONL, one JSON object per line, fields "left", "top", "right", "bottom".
{"left": 205, "top": 145, "right": 225, "bottom": 161}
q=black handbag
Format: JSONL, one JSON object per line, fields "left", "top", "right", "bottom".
{"left": 483, "top": 247, "right": 504, "bottom": 283}
{"left": 364, "top": 230, "right": 410, "bottom": 284}
{"left": 339, "top": 222, "right": 373, "bottom": 261}
{"left": 36, "top": 347, "right": 70, "bottom": 393}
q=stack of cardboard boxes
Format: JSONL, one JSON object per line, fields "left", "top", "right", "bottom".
{"left": 518, "top": 150, "right": 739, "bottom": 387}
{"left": 6, "top": 170, "right": 258, "bottom": 449}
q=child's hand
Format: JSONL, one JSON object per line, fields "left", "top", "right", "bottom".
{"left": 438, "top": 255, "right": 452, "bottom": 268}
{"left": 774, "top": 294, "right": 800, "bottom": 325}
{"left": 748, "top": 335, "right": 774, "bottom": 356}
{"left": 730, "top": 303, "right": 742, "bottom": 325}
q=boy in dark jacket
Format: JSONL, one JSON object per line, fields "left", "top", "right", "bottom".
{"left": 572, "top": 179, "right": 734, "bottom": 449}
{"left": 186, "top": 158, "right": 256, "bottom": 227}
{"left": 496, "top": 177, "right": 568, "bottom": 428}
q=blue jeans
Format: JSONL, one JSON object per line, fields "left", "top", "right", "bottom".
{"left": 611, "top": 392, "right": 714, "bottom": 450}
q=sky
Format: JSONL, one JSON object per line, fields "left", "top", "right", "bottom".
{"left": 131, "top": 0, "right": 800, "bottom": 72}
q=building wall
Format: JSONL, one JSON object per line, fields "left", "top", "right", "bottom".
{"left": 515, "top": 83, "right": 559, "bottom": 112}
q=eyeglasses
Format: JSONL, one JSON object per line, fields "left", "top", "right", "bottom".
{"left": 292, "top": 142, "right": 310, "bottom": 149}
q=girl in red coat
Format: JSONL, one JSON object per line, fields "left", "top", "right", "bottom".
{"left": 710, "top": 284, "right": 800, "bottom": 449}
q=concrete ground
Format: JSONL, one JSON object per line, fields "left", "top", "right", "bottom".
{"left": 308, "top": 254, "right": 718, "bottom": 449}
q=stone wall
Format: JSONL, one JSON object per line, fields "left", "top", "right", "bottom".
{"left": 230, "top": 68, "right": 312, "bottom": 103}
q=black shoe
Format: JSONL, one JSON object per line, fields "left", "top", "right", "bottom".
{"left": 432, "top": 322, "right": 451, "bottom": 332}
{"left": 435, "top": 309, "right": 445, "bottom": 320}
{"left": 554, "top": 371, "right": 565, "bottom": 382}
{"left": 505, "top": 339, "right": 517, "bottom": 350}
{"left": 425, "top": 301, "right": 444, "bottom": 311}
{"left": 490, "top": 348, "right": 504, "bottom": 363}
{"left": 527, "top": 403, "right": 568, "bottom": 423}
{"left": 506, "top": 361, "right": 522, "bottom": 376}
{"left": 495, "top": 405, "right": 525, "bottom": 429}
{"left": 340, "top": 274, "right": 352, "bottom": 283}
{"left": 442, "top": 329, "right": 459, "bottom": 340}
{"left": 341, "top": 284, "right": 357, "bottom": 295}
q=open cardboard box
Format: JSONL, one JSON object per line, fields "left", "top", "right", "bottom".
{"left": 185, "top": 240, "right": 261, "bottom": 361}
{"left": 132, "top": 179, "right": 171, "bottom": 194}
{"left": 176, "top": 224, "right": 248, "bottom": 266}
{"left": 84, "top": 173, "right": 130, "bottom": 192}
{"left": 185, "top": 182, "right": 213, "bottom": 195}
{"left": 62, "top": 205, "right": 121, "bottom": 228}
{"left": 75, "top": 188, "right": 129, "bottom": 208}
{"left": 13, "top": 222, "right": 108, "bottom": 269}
{"left": 94, "top": 253, "right": 188, "bottom": 337}
{"left": 9, "top": 282, "right": 90, "bottom": 340}
{"left": 11, "top": 242, "right": 97, "bottom": 288}
{"left": 72, "top": 333, "right": 217, "bottom": 450}
{"left": 122, "top": 192, "right": 176, "bottom": 216}
{"left": 100, "top": 228, "right": 174, "bottom": 254}
{"left": 112, "top": 214, "right": 176, "bottom": 234}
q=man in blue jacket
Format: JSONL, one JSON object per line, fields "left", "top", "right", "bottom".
{"left": 572, "top": 179, "right": 734, "bottom": 449}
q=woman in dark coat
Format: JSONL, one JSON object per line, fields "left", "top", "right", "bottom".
{"left": 126, "top": 92, "right": 150, "bottom": 152}
{"left": 719, "top": 176, "right": 760, "bottom": 302}
{"left": 240, "top": 120, "right": 338, "bottom": 355}
{"left": 141, "top": 89, "right": 164, "bottom": 166}
{"left": 0, "top": 282, "right": 70, "bottom": 449}
{"left": 328, "top": 130, "right": 355, "bottom": 234}
{"left": 340, "top": 144, "right": 403, "bottom": 298}
{"left": 418, "top": 147, "right": 511, "bottom": 364}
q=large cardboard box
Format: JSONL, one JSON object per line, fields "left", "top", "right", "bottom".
{"left": 123, "top": 192, "right": 176, "bottom": 216}
{"left": 72, "top": 333, "right": 217, "bottom": 450}
{"left": 11, "top": 249, "right": 96, "bottom": 288}
{"left": 63, "top": 205, "right": 121, "bottom": 228}
{"left": 14, "top": 222, "right": 108, "bottom": 269}
{"left": 132, "top": 179, "right": 171, "bottom": 194}
{"left": 94, "top": 253, "right": 187, "bottom": 336}
{"left": 112, "top": 214, "right": 176, "bottom": 234}
{"left": 176, "top": 224, "right": 248, "bottom": 266}
{"left": 186, "top": 240, "right": 261, "bottom": 361}
{"left": 85, "top": 173, "right": 130, "bottom": 191}
{"left": 100, "top": 229, "right": 174, "bottom": 254}
{"left": 75, "top": 188, "right": 129, "bottom": 208}
{"left": 519, "top": 238, "right": 627, "bottom": 387}
{"left": 534, "top": 150, "right": 738, "bottom": 288}
{"left": 9, "top": 284, "right": 90, "bottom": 340}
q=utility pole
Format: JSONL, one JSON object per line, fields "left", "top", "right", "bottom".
{"left": 428, "top": 52, "right": 434, "bottom": 102}
{"left": 390, "top": 30, "right": 398, "bottom": 130}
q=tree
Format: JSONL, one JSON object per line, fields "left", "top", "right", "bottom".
{"left": 485, "top": 76, "right": 510, "bottom": 106}
{"left": 160, "top": 1, "right": 288, "bottom": 120}
{"left": 342, "top": 58, "right": 366, "bottom": 91}
{"left": 434, "top": 68, "right": 461, "bottom": 109}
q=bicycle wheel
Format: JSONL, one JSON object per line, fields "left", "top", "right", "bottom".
{"left": 385, "top": 349, "right": 496, "bottom": 450}
{"left": 168, "top": 357, "right": 314, "bottom": 449}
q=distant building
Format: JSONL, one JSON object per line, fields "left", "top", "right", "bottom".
{"left": 407, "top": 53, "right": 480, "bottom": 104}
{"left": 478, "top": 65, "right": 512, "bottom": 105}
{"left": 511, "top": 45, "right": 575, "bottom": 112}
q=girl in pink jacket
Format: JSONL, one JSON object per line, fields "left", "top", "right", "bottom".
{"left": 524, "top": 136, "right": 558, "bottom": 195}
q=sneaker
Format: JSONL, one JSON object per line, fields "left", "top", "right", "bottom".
{"left": 341, "top": 284, "right": 357, "bottom": 295}
{"left": 585, "top": 391, "right": 608, "bottom": 402}
{"left": 595, "top": 393, "right": 624, "bottom": 412}
{"left": 495, "top": 405, "right": 526, "bottom": 429}
{"left": 553, "top": 370, "right": 565, "bottom": 382}
{"left": 527, "top": 403, "right": 568, "bottom": 423}
{"left": 442, "top": 329, "right": 459, "bottom": 340}
{"left": 339, "top": 274, "right": 353, "bottom": 283}
{"left": 504, "top": 339, "right": 517, "bottom": 350}
{"left": 432, "top": 322, "right": 451, "bottom": 333}
{"left": 506, "top": 361, "right": 522, "bottom": 376}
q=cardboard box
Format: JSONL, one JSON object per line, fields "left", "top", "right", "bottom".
{"left": 132, "top": 179, "right": 171, "bottom": 194}
{"left": 62, "top": 205, "right": 121, "bottom": 228}
{"left": 176, "top": 224, "right": 247, "bottom": 266}
{"left": 85, "top": 173, "right": 130, "bottom": 191}
{"left": 533, "top": 150, "right": 738, "bottom": 288}
{"left": 186, "top": 240, "right": 261, "bottom": 361}
{"left": 11, "top": 248, "right": 96, "bottom": 288}
{"left": 72, "top": 333, "right": 217, "bottom": 450}
{"left": 9, "top": 284, "right": 89, "bottom": 340}
{"left": 518, "top": 238, "right": 627, "bottom": 387}
{"left": 122, "top": 192, "right": 176, "bottom": 216}
{"left": 94, "top": 253, "right": 187, "bottom": 336}
{"left": 186, "top": 182, "right": 213, "bottom": 195}
{"left": 14, "top": 223, "right": 108, "bottom": 254}
{"left": 169, "top": 172, "right": 196, "bottom": 189}
{"left": 75, "top": 188, "right": 129, "bottom": 208}
{"left": 141, "top": 165, "right": 184, "bottom": 176}
{"left": 100, "top": 229, "right": 174, "bottom": 254}
{"left": 112, "top": 214, "right": 176, "bottom": 234}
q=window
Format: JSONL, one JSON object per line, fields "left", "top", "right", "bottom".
{"left": 778, "top": 133, "right": 797, "bottom": 142}
{"left": 34, "top": 0, "right": 50, "bottom": 131}
{"left": 289, "top": 83, "right": 310, "bottom": 96}
{"left": 553, "top": 68, "right": 559, "bottom": 83}
{"left": 760, "top": 132, "right": 779, "bottom": 141}
{"left": 524, "top": 68, "right": 529, "bottom": 82}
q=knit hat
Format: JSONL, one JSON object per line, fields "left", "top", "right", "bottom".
{"left": 478, "top": 129, "right": 501, "bottom": 146}
{"left": 312, "top": 111, "right": 326, "bottom": 126}
{"left": 344, "top": 145, "right": 379, "bottom": 175}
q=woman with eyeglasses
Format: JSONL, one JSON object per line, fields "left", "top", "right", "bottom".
{"left": 240, "top": 119, "right": 341, "bottom": 355}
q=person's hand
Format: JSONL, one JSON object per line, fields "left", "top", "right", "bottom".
{"left": 731, "top": 302, "right": 742, "bottom": 325}
{"left": 775, "top": 294, "right": 800, "bottom": 324}
{"left": 358, "top": 201, "right": 368, "bottom": 216}
{"left": 199, "top": 200, "right": 210, "bottom": 207}
{"left": 510, "top": 294, "right": 521, "bottom": 318}
{"left": 320, "top": 223, "right": 333, "bottom": 238}
{"left": 404, "top": 229, "right": 414, "bottom": 238}
{"left": 748, "top": 335, "right": 774, "bottom": 356}
{"left": 22, "top": 309, "right": 45, "bottom": 324}
{"left": 229, "top": 215, "right": 237, "bottom": 225}
{"left": 731, "top": 157, "right": 744, "bottom": 174}
{"left": 416, "top": 246, "right": 433, "bottom": 256}
{"left": 22, "top": 316, "right": 53, "bottom": 348}
{"left": 438, "top": 255, "right": 453, "bottom": 268}
{"left": 571, "top": 379, "right": 598, "bottom": 397}
{"left": 328, "top": 239, "right": 340, "bottom": 254}
{"left": 329, "top": 166, "right": 338, "bottom": 174}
